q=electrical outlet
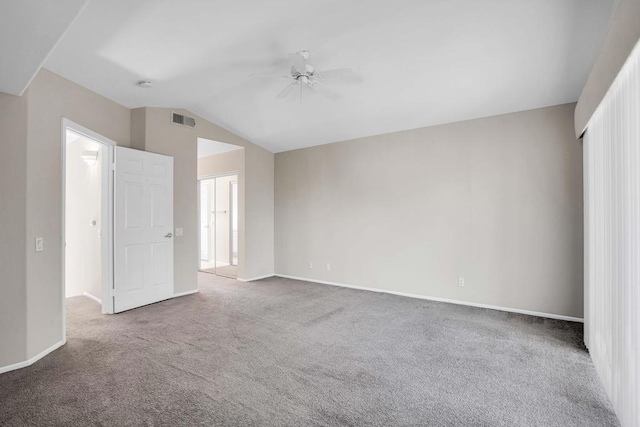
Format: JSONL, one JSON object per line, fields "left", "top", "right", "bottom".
{"left": 308, "top": 262, "right": 313, "bottom": 269}
{"left": 325, "top": 263, "right": 331, "bottom": 271}
{"left": 458, "top": 277, "right": 465, "bottom": 287}
{"left": 175, "top": 227, "right": 184, "bottom": 237}
{"left": 35, "top": 237, "right": 44, "bottom": 252}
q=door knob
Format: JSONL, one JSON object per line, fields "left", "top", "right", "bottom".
{"left": 165, "top": 233, "right": 173, "bottom": 238}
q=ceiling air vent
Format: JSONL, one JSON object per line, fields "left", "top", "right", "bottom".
{"left": 171, "top": 112, "right": 196, "bottom": 128}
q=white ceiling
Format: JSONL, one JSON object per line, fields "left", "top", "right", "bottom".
{"left": 43, "top": 0, "right": 616, "bottom": 152}
{"left": 0, "top": 0, "right": 89, "bottom": 96}
{"left": 197, "top": 138, "right": 243, "bottom": 159}
{"left": 65, "top": 129, "right": 83, "bottom": 145}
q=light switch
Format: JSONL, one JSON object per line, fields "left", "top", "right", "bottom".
{"left": 35, "top": 237, "right": 44, "bottom": 252}
{"left": 175, "top": 228, "right": 184, "bottom": 237}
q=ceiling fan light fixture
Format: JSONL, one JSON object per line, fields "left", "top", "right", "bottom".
{"left": 81, "top": 150, "right": 99, "bottom": 166}
{"left": 253, "top": 50, "right": 355, "bottom": 101}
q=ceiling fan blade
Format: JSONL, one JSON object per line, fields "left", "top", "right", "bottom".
{"left": 276, "top": 82, "right": 298, "bottom": 98}
{"left": 315, "top": 68, "right": 356, "bottom": 80}
{"left": 249, "top": 73, "right": 290, "bottom": 79}
{"left": 310, "top": 82, "right": 339, "bottom": 100}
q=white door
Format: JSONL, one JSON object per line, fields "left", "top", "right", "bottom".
{"left": 114, "top": 147, "right": 174, "bottom": 313}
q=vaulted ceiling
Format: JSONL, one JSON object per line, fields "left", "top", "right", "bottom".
{"left": 0, "top": 0, "right": 89, "bottom": 96}
{"left": 5, "top": 0, "right": 617, "bottom": 152}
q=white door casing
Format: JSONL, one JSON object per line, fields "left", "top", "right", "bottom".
{"left": 200, "top": 181, "right": 210, "bottom": 261}
{"left": 230, "top": 181, "right": 238, "bottom": 265}
{"left": 114, "top": 147, "right": 174, "bottom": 313}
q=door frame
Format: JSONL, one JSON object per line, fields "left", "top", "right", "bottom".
{"left": 61, "top": 118, "right": 116, "bottom": 343}
{"left": 197, "top": 172, "right": 239, "bottom": 274}
{"left": 199, "top": 180, "right": 211, "bottom": 262}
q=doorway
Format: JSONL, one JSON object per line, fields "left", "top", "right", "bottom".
{"left": 63, "top": 120, "right": 176, "bottom": 319}
{"left": 62, "top": 119, "right": 115, "bottom": 320}
{"left": 199, "top": 174, "right": 239, "bottom": 278}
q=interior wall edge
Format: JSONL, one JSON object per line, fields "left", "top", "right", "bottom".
{"left": 574, "top": 0, "right": 640, "bottom": 136}
{"left": 0, "top": 90, "right": 29, "bottom": 369}
{"left": 236, "top": 274, "right": 276, "bottom": 282}
{"left": 25, "top": 68, "right": 131, "bottom": 360}
{"left": 173, "top": 290, "right": 199, "bottom": 298}
{"left": 0, "top": 339, "right": 64, "bottom": 376}
{"left": 82, "top": 292, "right": 102, "bottom": 305}
{"left": 275, "top": 274, "right": 584, "bottom": 323}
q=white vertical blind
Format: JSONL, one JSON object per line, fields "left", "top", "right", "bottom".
{"left": 584, "top": 40, "right": 640, "bottom": 427}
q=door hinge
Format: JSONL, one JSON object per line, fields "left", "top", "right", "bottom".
{"left": 111, "top": 162, "right": 116, "bottom": 171}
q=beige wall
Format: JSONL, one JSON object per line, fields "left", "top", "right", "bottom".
{"left": 575, "top": 0, "right": 640, "bottom": 136}
{"left": 198, "top": 149, "right": 244, "bottom": 176}
{"left": 65, "top": 137, "right": 102, "bottom": 299}
{"left": 275, "top": 103, "right": 584, "bottom": 318}
{"left": 2, "top": 69, "right": 131, "bottom": 367}
{"left": 25, "top": 69, "right": 131, "bottom": 358}
{"left": 1, "top": 69, "right": 274, "bottom": 371}
{"left": 0, "top": 91, "right": 28, "bottom": 368}
{"left": 197, "top": 121, "right": 274, "bottom": 280}
{"left": 136, "top": 107, "right": 273, "bottom": 286}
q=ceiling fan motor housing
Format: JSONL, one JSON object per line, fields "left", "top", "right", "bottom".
{"left": 266, "top": 50, "right": 351, "bottom": 99}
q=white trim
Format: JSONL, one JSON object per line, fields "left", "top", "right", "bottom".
{"left": 62, "top": 117, "right": 117, "bottom": 350}
{"left": 63, "top": 119, "right": 118, "bottom": 147}
{"left": 174, "top": 289, "right": 198, "bottom": 298}
{"left": 275, "top": 274, "right": 584, "bottom": 323}
{"left": 237, "top": 274, "right": 274, "bottom": 282}
{"left": 198, "top": 171, "right": 241, "bottom": 180}
{"left": 82, "top": 292, "right": 102, "bottom": 305}
{"left": 0, "top": 340, "right": 65, "bottom": 375}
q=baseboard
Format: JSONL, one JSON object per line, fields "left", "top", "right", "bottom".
{"left": 0, "top": 340, "right": 65, "bottom": 375}
{"left": 83, "top": 292, "right": 102, "bottom": 305}
{"left": 275, "top": 274, "right": 584, "bottom": 323}
{"left": 174, "top": 289, "right": 198, "bottom": 298}
{"left": 237, "top": 273, "right": 275, "bottom": 282}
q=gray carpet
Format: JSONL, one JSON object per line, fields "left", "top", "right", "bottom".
{"left": 0, "top": 274, "right": 618, "bottom": 426}
{"left": 201, "top": 265, "right": 238, "bottom": 278}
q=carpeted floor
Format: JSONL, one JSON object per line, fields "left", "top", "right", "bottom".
{"left": 0, "top": 274, "right": 619, "bottom": 426}
{"left": 201, "top": 264, "right": 238, "bottom": 278}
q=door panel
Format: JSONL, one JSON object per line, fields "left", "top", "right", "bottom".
{"left": 151, "top": 242, "right": 170, "bottom": 285}
{"left": 151, "top": 184, "right": 169, "bottom": 227}
{"left": 114, "top": 146, "right": 174, "bottom": 313}
{"left": 124, "top": 183, "right": 144, "bottom": 228}
{"left": 124, "top": 245, "right": 144, "bottom": 291}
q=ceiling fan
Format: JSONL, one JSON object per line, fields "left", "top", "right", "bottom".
{"left": 251, "top": 51, "right": 355, "bottom": 101}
